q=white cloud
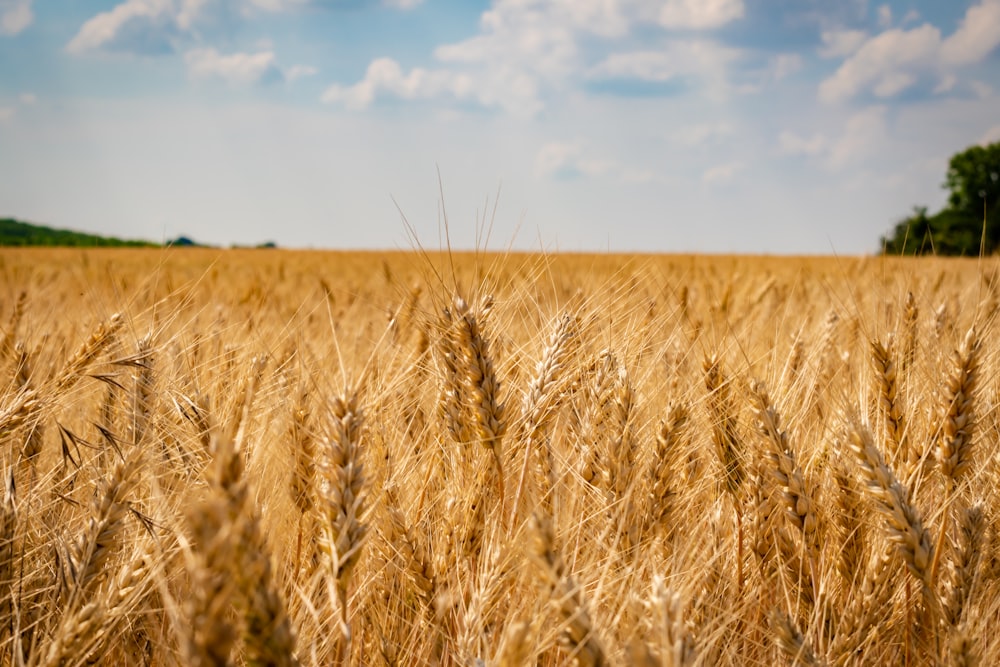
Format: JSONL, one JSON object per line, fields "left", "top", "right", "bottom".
{"left": 827, "top": 105, "right": 887, "bottom": 169}
{"left": 981, "top": 125, "right": 1000, "bottom": 145}
{"left": 534, "top": 140, "right": 655, "bottom": 183}
{"left": 0, "top": 0, "right": 32, "bottom": 35}
{"left": 871, "top": 70, "right": 915, "bottom": 97}
{"left": 971, "top": 80, "right": 993, "bottom": 98}
{"left": 535, "top": 141, "right": 612, "bottom": 179}
{"left": 701, "top": 161, "right": 743, "bottom": 185}
{"left": 589, "top": 50, "right": 681, "bottom": 82}
{"left": 0, "top": 106, "right": 14, "bottom": 122}
{"left": 185, "top": 48, "right": 282, "bottom": 85}
{"left": 768, "top": 53, "right": 802, "bottom": 81}
{"left": 876, "top": 4, "right": 892, "bottom": 28}
{"left": 673, "top": 122, "right": 733, "bottom": 145}
{"left": 659, "top": 0, "right": 744, "bottom": 29}
{"left": 818, "top": 29, "right": 867, "bottom": 58}
{"left": 286, "top": 64, "right": 318, "bottom": 81}
{"left": 176, "top": 0, "right": 206, "bottom": 29}
{"left": 67, "top": 0, "right": 180, "bottom": 54}
{"left": 324, "top": 0, "right": 599, "bottom": 116}
{"left": 933, "top": 74, "right": 956, "bottom": 94}
{"left": 321, "top": 0, "right": 758, "bottom": 115}
{"left": 434, "top": 2, "right": 580, "bottom": 76}
{"left": 778, "top": 106, "right": 888, "bottom": 170}
{"left": 321, "top": 0, "right": 756, "bottom": 115}
{"left": 321, "top": 57, "right": 524, "bottom": 112}
{"left": 819, "top": 25, "right": 939, "bottom": 102}
{"left": 820, "top": 0, "right": 1000, "bottom": 103}
{"left": 621, "top": 168, "right": 656, "bottom": 183}
{"left": 940, "top": 0, "right": 1000, "bottom": 66}
{"left": 243, "top": 0, "right": 309, "bottom": 11}
{"left": 778, "top": 131, "right": 827, "bottom": 156}
{"left": 588, "top": 40, "right": 741, "bottom": 97}
{"left": 383, "top": 0, "right": 424, "bottom": 8}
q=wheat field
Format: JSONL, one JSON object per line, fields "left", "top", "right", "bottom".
{"left": 1, "top": 247, "right": 999, "bottom": 666}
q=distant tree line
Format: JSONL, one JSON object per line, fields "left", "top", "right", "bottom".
{"left": 0, "top": 218, "right": 157, "bottom": 247}
{"left": 0, "top": 218, "right": 278, "bottom": 249}
{"left": 882, "top": 141, "right": 1000, "bottom": 255}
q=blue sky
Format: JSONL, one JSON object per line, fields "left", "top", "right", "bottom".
{"left": 1, "top": 0, "right": 998, "bottom": 253}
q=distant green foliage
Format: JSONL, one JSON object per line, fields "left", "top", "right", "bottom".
{"left": 882, "top": 141, "right": 1000, "bottom": 255}
{"left": 0, "top": 218, "right": 158, "bottom": 247}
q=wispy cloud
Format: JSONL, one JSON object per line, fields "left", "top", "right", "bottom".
{"left": 588, "top": 40, "right": 742, "bottom": 100}
{"left": 66, "top": 0, "right": 194, "bottom": 55}
{"left": 982, "top": 125, "right": 1000, "bottom": 145}
{"left": 658, "top": 0, "right": 744, "bottom": 29}
{"left": 672, "top": 122, "right": 734, "bottom": 146}
{"left": 286, "top": 64, "right": 318, "bottom": 81}
{"left": 321, "top": 0, "right": 758, "bottom": 115}
{"left": 701, "top": 160, "right": 743, "bottom": 185}
{"left": 382, "top": 0, "right": 424, "bottom": 8}
{"left": 185, "top": 48, "right": 283, "bottom": 85}
{"left": 535, "top": 141, "right": 613, "bottom": 179}
{"left": 819, "top": 0, "right": 1000, "bottom": 103}
{"left": 0, "top": 0, "right": 32, "bottom": 35}
{"left": 535, "top": 140, "right": 655, "bottom": 183}
{"left": 778, "top": 131, "right": 826, "bottom": 157}
{"left": 320, "top": 57, "right": 521, "bottom": 112}
{"left": 876, "top": 4, "right": 892, "bottom": 29}
{"left": 818, "top": 29, "right": 867, "bottom": 58}
{"left": 780, "top": 106, "right": 888, "bottom": 170}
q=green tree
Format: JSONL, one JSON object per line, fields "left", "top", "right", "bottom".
{"left": 945, "top": 142, "right": 1000, "bottom": 216}
{"left": 882, "top": 141, "right": 1000, "bottom": 255}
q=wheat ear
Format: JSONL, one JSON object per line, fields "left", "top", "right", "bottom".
{"left": 943, "top": 503, "right": 984, "bottom": 630}
{"left": 645, "top": 401, "right": 688, "bottom": 537}
{"left": 529, "top": 513, "right": 607, "bottom": 667}
{"left": 751, "top": 381, "right": 820, "bottom": 557}
{"left": 929, "top": 328, "right": 981, "bottom": 590}
{"left": 60, "top": 451, "right": 141, "bottom": 604}
{"left": 54, "top": 313, "right": 123, "bottom": 393}
{"left": 847, "top": 423, "right": 935, "bottom": 587}
{"left": 771, "top": 610, "right": 822, "bottom": 666}
{"left": 0, "top": 291, "right": 26, "bottom": 362}
{"left": 937, "top": 328, "right": 980, "bottom": 488}
{"left": 871, "top": 337, "right": 908, "bottom": 464}
{"left": 453, "top": 296, "right": 507, "bottom": 508}
{"left": 703, "top": 355, "right": 746, "bottom": 497}
{"left": 317, "top": 392, "right": 368, "bottom": 651}
{"left": 511, "top": 312, "right": 578, "bottom": 523}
